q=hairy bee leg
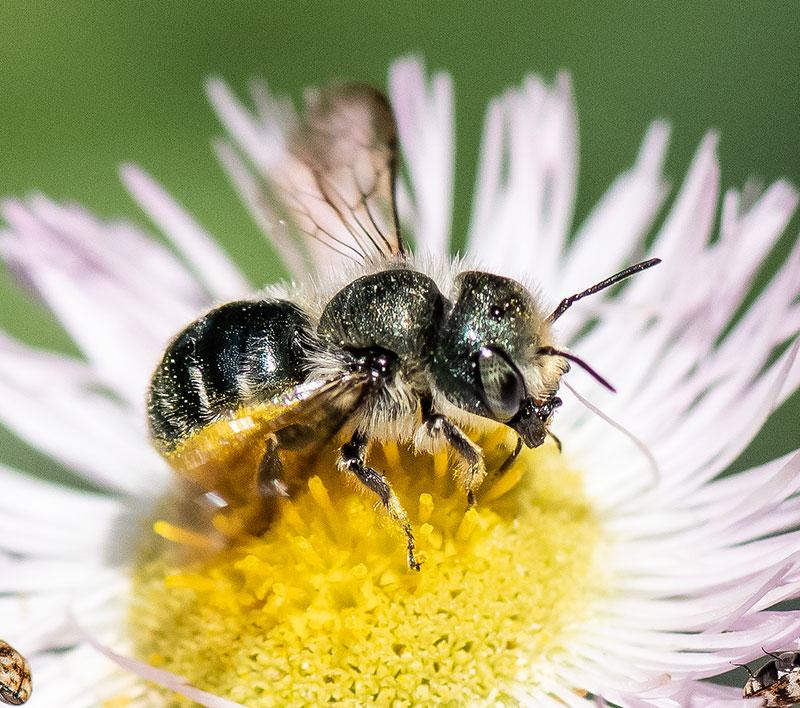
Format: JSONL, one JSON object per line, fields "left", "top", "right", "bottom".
{"left": 257, "top": 434, "right": 289, "bottom": 498}
{"left": 338, "top": 431, "right": 421, "bottom": 571}
{"left": 417, "top": 401, "right": 485, "bottom": 506}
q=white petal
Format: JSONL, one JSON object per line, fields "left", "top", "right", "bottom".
{"left": 24, "top": 644, "right": 138, "bottom": 708}
{"left": 120, "top": 164, "right": 250, "bottom": 299}
{"left": 0, "top": 464, "right": 148, "bottom": 557}
{"left": 647, "top": 132, "right": 720, "bottom": 278}
{"left": 0, "top": 334, "right": 168, "bottom": 494}
{"left": 466, "top": 72, "right": 578, "bottom": 293}
{"left": 205, "top": 77, "right": 291, "bottom": 173}
{"left": 560, "top": 121, "right": 670, "bottom": 301}
{"left": 0, "top": 199, "right": 207, "bottom": 405}
{"left": 212, "top": 138, "right": 309, "bottom": 280}
{"left": 389, "top": 56, "right": 454, "bottom": 257}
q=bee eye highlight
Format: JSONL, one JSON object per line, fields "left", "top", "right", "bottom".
{"left": 476, "top": 346, "right": 524, "bottom": 422}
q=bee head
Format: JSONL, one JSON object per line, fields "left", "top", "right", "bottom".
{"left": 431, "top": 260, "right": 662, "bottom": 447}
{"left": 432, "top": 271, "right": 568, "bottom": 445}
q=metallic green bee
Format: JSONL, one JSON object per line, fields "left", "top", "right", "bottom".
{"left": 147, "top": 84, "right": 659, "bottom": 569}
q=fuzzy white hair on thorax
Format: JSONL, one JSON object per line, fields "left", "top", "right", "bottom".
{"left": 262, "top": 247, "right": 551, "bottom": 325}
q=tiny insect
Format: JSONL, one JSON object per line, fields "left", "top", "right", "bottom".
{"left": 0, "top": 640, "right": 32, "bottom": 706}
{"left": 147, "top": 83, "right": 660, "bottom": 569}
{"left": 740, "top": 650, "right": 800, "bottom": 707}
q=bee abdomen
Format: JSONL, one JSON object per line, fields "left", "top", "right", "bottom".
{"left": 148, "top": 299, "right": 313, "bottom": 449}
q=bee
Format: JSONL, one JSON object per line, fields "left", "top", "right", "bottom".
{"left": 0, "top": 640, "right": 32, "bottom": 706}
{"left": 741, "top": 650, "right": 800, "bottom": 707}
{"left": 147, "top": 83, "right": 660, "bottom": 569}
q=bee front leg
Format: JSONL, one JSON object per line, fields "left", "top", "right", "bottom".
{"left": 547, "top": 430, "right": 562, "bottom": 453}
{"left": 497, "top": 436, "right": 524, "bottom": 475}
{"left": 416, "top": 398, "right": 485, "bottom": 507}
{"left": 338, "top": 431, "right": 421, "bottom": 571}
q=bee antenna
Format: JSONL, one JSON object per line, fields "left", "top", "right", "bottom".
{"left": 537, "top": 346, "right": 616, "bottom": 393}
{"left": 763, "top": 647, "right": 783, "bottom": 661}
{"left": 731, "top": 661, "right": 756, "bottom": 679}
{"left": 547, "top": 258, "right": 662, "bottom": 323}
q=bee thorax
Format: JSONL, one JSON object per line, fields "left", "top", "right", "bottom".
{"left": 317, "top": 268, "right": 446, "bottom": 367}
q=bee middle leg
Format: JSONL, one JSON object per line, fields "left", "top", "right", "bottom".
{"left": 338, "top": 430, "right": 421, "bottom": 571}
{"left": 416, "top": 397, "right": 485, "bottom": 506}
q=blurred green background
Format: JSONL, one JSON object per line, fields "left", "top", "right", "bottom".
{"left": 0, "top": 2, "right": 798, "bottom": 482}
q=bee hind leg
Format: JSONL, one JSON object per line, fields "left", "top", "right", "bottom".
{"left": 257, "top": 433, "right": 290, "bottom": 498}
{"left": 258, "top": 424, "right": 320, "bottom": 499}
{"left": 338, "top": 431, "right": 421, "bottom": 571}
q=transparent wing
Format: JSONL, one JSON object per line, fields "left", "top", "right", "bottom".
{"left": 264, "top": 370, "right": 373, "bottom": 435}
{"left": 162, "top": 370, "right": 373, "bottom": 548}
{"left": 268, "top": 84, "right": 405, "bottom": 269}
{"left": 167, "top": 370, "right": 372, "bottom": 479}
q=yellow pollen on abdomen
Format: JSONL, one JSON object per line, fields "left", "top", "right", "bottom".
{"left": 131, "top": 435, "right": 603, "bottom": 706}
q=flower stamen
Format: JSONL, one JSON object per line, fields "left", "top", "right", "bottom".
{"left": 132, "top": 436, "right": 604, "bottom": 705}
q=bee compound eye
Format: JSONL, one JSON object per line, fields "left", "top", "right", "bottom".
{"left": 476, "top": 346, "right": 525, "bottom": 422}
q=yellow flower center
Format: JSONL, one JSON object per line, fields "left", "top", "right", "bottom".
{"left": 131, "top": 431, "right": 604, "bottom": 705}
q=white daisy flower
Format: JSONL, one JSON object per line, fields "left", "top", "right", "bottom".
{"left": 2, "top": 56, "right": 800, "bottom": 707}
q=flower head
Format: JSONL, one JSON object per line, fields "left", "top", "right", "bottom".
{"left": 1, "top": 57, "right": 800, "bottom": 706}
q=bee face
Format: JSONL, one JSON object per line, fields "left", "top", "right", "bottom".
{"left": 432, "top": 271, "right": 567, "bottom": 445}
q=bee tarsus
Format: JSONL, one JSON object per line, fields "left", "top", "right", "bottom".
{"left": 403, "top": 523, "right": 422, "bottom": 572}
